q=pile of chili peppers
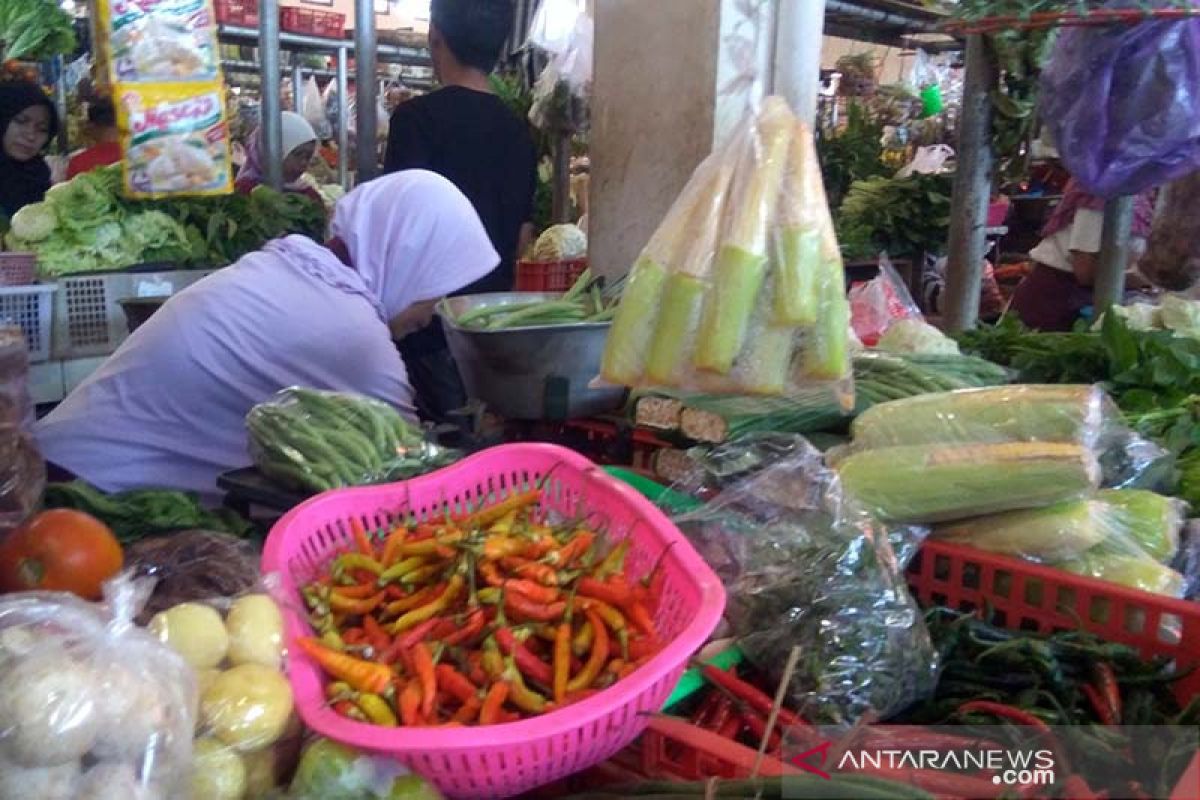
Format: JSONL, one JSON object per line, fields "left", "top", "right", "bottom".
{"left": 296, "top": 488, "right": 670, "bottom": 727}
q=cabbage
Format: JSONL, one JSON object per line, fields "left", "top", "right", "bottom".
{"left": 9, "top": 202, "right": 56, "bottom": 243}
{"left": 531, "top": 223, "right": 587, "bottom": 261}
{"left": 1158, "top": 295, "right": 1200, "bottom": 338}
{"left": 876, "top": 319, "right": 960, "bottom": 355}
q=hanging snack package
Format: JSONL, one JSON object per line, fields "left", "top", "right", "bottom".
{"left": 0, "top": 576, "right": 197, "bottom": 799}
{"left": 601, "top": 96, "right": 853, "bottom": 402}
{"left": 115, "top": 82, "right": 234, "bottom": 198}
{"left": 93, "top": 0, "right": 233, "bottom": 198}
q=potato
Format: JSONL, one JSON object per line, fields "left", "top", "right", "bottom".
{"left": 0, "top": 654, "right": 99, "bottom": 766}
{"left": 149, "top": 603, "right": 229, "bottom": 670}
{"left": 0, "top": 758, "right": 79, "bottom": 800}
{"left": 191, "top": 738, "right": 246, "bottom": 800}
{"left": 225, "top": 594, "right": 284, "bottom": 669}
{"left": 201, "top": 664, "right": 294, "bottom": 752}
{"left": 91, "top": 665, "right": 178, "bottom": 763}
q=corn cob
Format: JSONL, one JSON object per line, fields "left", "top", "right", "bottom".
{"left": 837, "top": 441, "right": 1102, "bottom": 524}
{"left": 850, "top": 385, "right": 1108, "bottom": 450}
{"left": 1095, "top": 489, "right": 1183, "bottom": 563}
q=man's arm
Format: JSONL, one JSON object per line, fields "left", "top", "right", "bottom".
{"left": 383, "top": 104, "right": 433, "bottom": 174}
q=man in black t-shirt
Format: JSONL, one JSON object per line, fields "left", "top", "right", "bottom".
{"left": 383, "top": 0, "right": 537, "bottom": 422}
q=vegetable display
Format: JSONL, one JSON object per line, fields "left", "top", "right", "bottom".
{"left": 43, "top": 481, "right": 254, "bottom": 543}
{"left": 297, "top": 488, "right": 667, "bottom": 728}
{"left": 5, "top": 166, "right": 325, "bottom": 276}
{"left": 246, "top": 388, "right": 458, "bottom": 494}
{"left": 602, "top": 96, "right": 853, "bottom": 397}
{"left": 287, "top": 737, "right": 444, "bottom": 800}
{"left": 529, "top": 223, "right": 587, "bottom": 262}
{"left": 446, "top": 269, "right": 617, "bottom": 330}
{"left": 836, "top": 172, "right": 953, "bottom": 261}
{"left": 0, "top": 0, "right": 75, "bottom": 63}
{"left": 0, "top": 509, "right": 123, "bottom": 600}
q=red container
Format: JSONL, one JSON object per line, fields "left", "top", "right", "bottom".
{"left": 516, "top": 257, "right": 588, "bottom": 293}
{"left": 214, "top": 0, "right": 259, "bottom": 27}
{"left": 0, "top": 253, "right": 36, "bottom": 287}
{"left": 280, "top": 7, "right": 345, "bottom": 38}
{"left": 907, "top": 539, "right": 1200, "bottom": 701}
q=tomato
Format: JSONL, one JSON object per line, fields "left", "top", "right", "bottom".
{"left": 0, "top": 510, "right": 123, "bottom": 599}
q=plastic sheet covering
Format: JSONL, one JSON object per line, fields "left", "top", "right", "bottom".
{"left": 600, "top": 97, "right": 854, "bottom": 402}
{"left": 0, "top": 576, "right": 196, "bottom": 799}
{"left": 1040, "top": 0, "right": 1200, "bottom": 197}
{"left": 246, "top": 387, "right": 459, "bottom": 494}
{"left": 668, "top": 434, "right": 936, "bottom": 725}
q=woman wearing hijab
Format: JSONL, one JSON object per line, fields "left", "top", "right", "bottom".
{"left": 34, "top": 170, "right": 498, "bottom": 503}
{"left": 1010, "top": 179, "right": 1158, "bottom": 331}
{"left": 0, "top": 80, "right": 59, "bottom": 222}
{"left": 234, "top": 111, "right": 322, "bottom": 204}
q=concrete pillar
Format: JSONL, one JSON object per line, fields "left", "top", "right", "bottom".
{"left": 590, "top": 0, "right": 777, "bottom": 279}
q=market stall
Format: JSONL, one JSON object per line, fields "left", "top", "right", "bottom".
{"left": 1, "top": 0, "right": 1200, "bottom": 798}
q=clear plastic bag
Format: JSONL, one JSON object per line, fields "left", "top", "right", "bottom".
{"left": 529, "top": 13, "right": 592, "bottom": 133}
{"left": 601, "top": 97, "right": 854, "bottom": 402}
{"left": 848, "top": 256, "right": 922, "bottom": 346}
{"left": 144, "top": 577, "right": 300, "bottom": 800}
{"left": 0, "top": 329, "right": 44, "bottom": 536}
{"left": 0, "top": 576, "right": 197, "bottom": 799}
{"left": 1040, "top": 0, "right": 1200, "bottom": 197}
{"left": 124, "top": 531, "right": 262, "bottom": 625}
{"left": 301, "top": 76, "right": 331, "bottom": 140}
{"left": 1139, "top": 171, "right": 1200, "bottom": 293}
{"left": 668, "top": 434, "right": 935, "bottom": 725}
{"left": 246, "top": 387, "right": 460, "bottom": 494}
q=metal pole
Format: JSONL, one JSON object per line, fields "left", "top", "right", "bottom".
{"left": 354, "top": 0, "right": 378, "bottom": 182}
{"left": 772, "top": 0, "right": 825, "bottom": 126}
{"left": 291, "top": 62, "right": 304, "bottom": 114}
{"left": 551, "top": 132, "right": 571, "bottom": 223}
{"left": 337, "top": 47, "right": 350, "bottom": 190}
{"left": 53, "top": 56, "right": 68, "bottom": 154}
{"left": 259, "top": 0, "right": 283, "bottom": 189}
{"left": 943, "top": 34, "right": 995, "bottom": 331}
{"left": 1093, "top": 195, "right": 1134, "bottom": 314}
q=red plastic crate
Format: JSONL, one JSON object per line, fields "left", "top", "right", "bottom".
{"left": 906, "top": 539, "right": 1200, "bottom": 703}
{"left": 516, "top": 258, "right": 588, "bottom": 292}
{"left": 280, "top": 6, "right": 344, "bottom": 38}
{"left": 214, "top": 0, "right": 259, "bottom": 26}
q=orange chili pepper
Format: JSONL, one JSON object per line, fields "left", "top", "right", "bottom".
{"left": 390, "top": 574, "right": 465, "bottom": 634}
{"left": 361, "top": 614, "right": 391, "bottom": 655}
{"left": 567, "top": 608, "right": 609, "bottom": 692}
{"left": 553, "top": 620, "right": 571, "bottom": 703}
{"left": 450, "top": 694, "right": 482, "bottom": 724}
{"left": 626, "top": 600, "right": 657, "bottom": 638}
{"left": 464, "top": 489, "right": 541, "bottom": 529}
{"left": 544, "top": 529, "right": 595, "bottom": 566}
{"left": 435, "top": 663, "right": 478, "bottom": 704}
{"left": 627, "top": 634, "right": 662, "bottom": 661}
{"left": 342, "top": 627, "right": 367, "bottom": 645}
{"left": 382, "top": 583, "right": 444, "bottom": 618}
{"left": 379, "top": 526, "right": 408, "bottom": 568}
{"left": 351, "top": 518, "right": 375, "bottom": 556}
{"left": 499, "top": 556, "right": 559, "bottom": 586}
{"left": 479, "top": 560, "right": 506, "bottom": 588}
{"left": 325, "top": 582, "right": 377, "bottom": 599}
{"left": 483, "top": 534, "right": 527, "bottom": 561}
{"left": 412, "top": 641, "right": 438, "bottom": 719}
{"left": 479, "top": 681, "right": 510, "bottom": 725}
{"left": 295, "top": 637, "right": 393, "bottom": 694}
{"left": 524, "top": 532, "right": 559, "bottom": 559}
{"left": 399, "top": 678, "right": 423, "bottom": 726}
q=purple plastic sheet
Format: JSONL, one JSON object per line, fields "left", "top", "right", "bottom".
{"left": 1040, "top": 2, "right": 1200, "bottom": 198}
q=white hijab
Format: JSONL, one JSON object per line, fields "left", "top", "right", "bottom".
{"left": 332, "top": 169, "right": 500, "bottom": 320}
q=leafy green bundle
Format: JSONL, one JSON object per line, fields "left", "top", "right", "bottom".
{"left": 0, "top": 0, "right": 75, "bottom": 62}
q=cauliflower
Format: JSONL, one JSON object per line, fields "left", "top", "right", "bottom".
{"left": 8, "top": 202, "right": 57, "bottom": 243}
{"left": 0, "top": 653, "right": 99, "bottom": 766}
{"left": 1158, "top": 295, "right": 1200, "bottom": 338}
{"left": 531, "top": 223, "right": 587, "bottom": 261}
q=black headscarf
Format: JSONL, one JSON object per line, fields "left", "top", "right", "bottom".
{"left": 0, "top": 81, "right": 59, "bottom": 220}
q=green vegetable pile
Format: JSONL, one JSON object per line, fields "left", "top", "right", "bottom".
{"left": 0, "top": 0, "right": 75, "bottom": 63}
{"left": 43, "top": 481, "right": 255, "bottom": 543}
{"left": 6, "top": 166, "right": 325, "bottom": 276}
{"left": 247, "top": 387, "right": 459, "bottom": 494}
{"left": 449, "top": 269, "right": 617, "bottom": 330}
{"left": 958, "top": 313, "right": 1200, "bottom": 508}
{"left": 817, "top": 101, "right": 888, "bottom": 210}
{"left": 836, "top": 172, "right": 952, "bottom": 260}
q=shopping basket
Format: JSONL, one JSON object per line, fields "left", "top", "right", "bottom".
{"left": 262, "top": 443, "right": 726, "bottom": 799}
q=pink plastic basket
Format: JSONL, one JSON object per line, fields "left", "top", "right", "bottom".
{"left": 262, "top": 443, "right": 725, "bottom": 799}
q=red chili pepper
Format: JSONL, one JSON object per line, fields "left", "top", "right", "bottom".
{"left": 500, "top": 556, "right": 559, "bottom": 586}
{"left": 505, "top": 593, "right": 566, "bottom": 623}
{"left": 412, "top": 641, "right": 438, "bottom": 719}
{"left": 505, "top": 578, "right": 560, "bottom": 605}
{"left": 957, "top": 700, "right": 1051, "bottom": 733}
{"left": 451, "top": 694, "right": 483, "bottom": 724}
{"left": 361, "top": 614, "right": 391, "bottom": 655}
{"left": 1092, "top": 662, "right": 1122, "bottom": 725}
{"left": 479, "top": 681, "right": 510, "bottom": 725}
{"left": 434, "top": 663, "right": 477, "bottom": 704}
{"left": 577, "top": 576, "right": 628, "bottom": 607}
{"left": 700, "top": 664, "right": 807, "bottom": 732}
{"left": 627, "top": 635, "right": 662, "bottom": 662}
{"left": 441, "top": 608, "right": 486, "bottom": 647}
{"left": 479, "top": 560, "right": 506, "bottom": 587}
{"left": 495, "top": 628, "right": 553, "bottom": 686}
{"left": 1082, "top": 684, "right": 1117, "bottom": 726}
{"left": 544, "top": 529, "right": 595, "bottom": 566}
{"left": 638, "top": 542, "right": 676, "bottom": 615}
{"left": 326, "top": 582, "right": 378, "bottom": 599}
{"left": 625, "top": 600, "right": 657, "bottom": 638}
{"left": 399, "top": 678, "right": 423, "bottom": 726}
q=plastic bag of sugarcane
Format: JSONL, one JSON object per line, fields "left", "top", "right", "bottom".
{"left": 245, "top": 387, "right": 460, "bottom": 494}
{"left": 600, "top": 97, "right": 853, "bottom": 404}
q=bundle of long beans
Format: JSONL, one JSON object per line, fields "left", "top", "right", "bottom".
{"left": 451, "top": 269, "right": 619, "bottom": 330}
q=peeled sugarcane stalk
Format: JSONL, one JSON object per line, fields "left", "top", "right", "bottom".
{"left": 695, "top": 97, "right": 795, "bottom": 374}
{"left": 773, "top": 122, "right": 825, "bottom": 326}
{"left": 634, "top": 396, "right": 684, "bottom": 432}
{"left": 799, "top": 260, "right": 851, "bottom": 381}
{"left": 653, "top": 448, "right": 695, "bottom": 485}
{"left": 602, "top": 150, "right": 731, "bottom": 385}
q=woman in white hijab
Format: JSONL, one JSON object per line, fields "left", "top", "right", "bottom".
{"left": 34, "top": 171, "right": 498, "bottom": 503}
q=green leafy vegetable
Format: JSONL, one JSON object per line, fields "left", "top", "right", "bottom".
{"left": 0, "top": 0, "right": 76, "bottom": 62}
{"left": 836, "top": 172, "right": 952, "bottom": 259}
